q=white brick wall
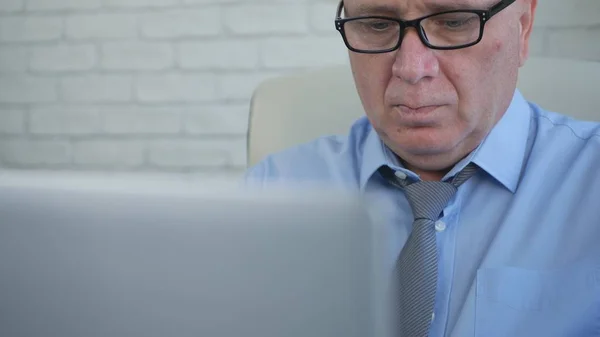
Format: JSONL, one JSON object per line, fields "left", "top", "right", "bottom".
{"left": 0, "top": 76, "right": 58, "bottom": 103}
{"left": 27, "top": 0, "right": 102, "bottom": 11}
{"left": 0, "top": 0, "right": 598, "bottom": 177}
{"left": 0, "top": 107, "right": 26, "bottom": 134}
{"left": 0, "top": 0, "right": 24, "bottom": 12}
{"left": 0, "top": 16, "right": 63, "bottom": 42}
{"left": 60, "top": 75, "right": 133, "bottom": 102}
{"left": 66, "top": 14, "right": 138, "bottom": 40}
{"left": 101, "top": 41, "right": 174, "bottom": 70}
{"left": 30, "top": 44, "right": 97, "bottom": 72}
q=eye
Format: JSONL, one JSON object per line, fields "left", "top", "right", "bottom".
{"left": 430, "top": 14, "right": 478, "bottom": 30}
{"left": 354, "top": 18, "right": 396, "bottom": 32}
{"left": 368, "top": 21, "right": 393, "bottom": 31}
{"left": 442, "top": 19, "right": 465, "bottom": 28}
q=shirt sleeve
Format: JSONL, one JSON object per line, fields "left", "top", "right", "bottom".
{"left": 240, "top": 156, "right": 279, "bottom": 189}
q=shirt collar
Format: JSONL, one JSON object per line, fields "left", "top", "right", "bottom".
{"left": 469, "top": 89, "right": 532, "bottom": 192}
{"left": 359, "top": 89, "right": 532, "bottom": 193}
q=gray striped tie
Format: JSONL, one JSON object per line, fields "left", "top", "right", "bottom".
{"left": 380, "top": 164, "right": 478, "bottom": 337}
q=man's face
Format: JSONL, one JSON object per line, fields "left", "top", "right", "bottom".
{"left": 344, "top": 0, "right": 536, "bottom": 174}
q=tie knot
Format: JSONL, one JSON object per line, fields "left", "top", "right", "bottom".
{"left": 403, "top": 181, "right": 456, "bottom": 220}
{"left": 377, "top": 163, "right": 479, "bottom": 220}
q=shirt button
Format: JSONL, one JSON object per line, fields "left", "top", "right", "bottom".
{"left": 394, "top": 171, "right": 407, "bottom": 180}
{"left": 431, "top": 312, "right": 435, "bottom": 321}
{"left": 435, "top": 220, "right": 446, "bottom": 232}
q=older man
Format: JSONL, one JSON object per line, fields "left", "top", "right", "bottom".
{"left": 245, "top": 0, "right": 600, "bottom": 336}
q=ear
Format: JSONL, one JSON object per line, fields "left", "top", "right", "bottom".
{"left": 518, "top": 0, "right": 538, "bottom": 67}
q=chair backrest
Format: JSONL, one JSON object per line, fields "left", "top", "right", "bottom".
{"left": 247, "top": 57, "right": 600, "bottom": 167}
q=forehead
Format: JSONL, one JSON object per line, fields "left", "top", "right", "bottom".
{"left": 343, "top": 0, "right": 491, "bottom": 16}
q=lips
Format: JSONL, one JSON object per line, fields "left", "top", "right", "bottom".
{"left": 394, "top": 105, "right": 441, "bottom": 114}
{"left": 390, "top": 104, "right": 445, "bottom": 126}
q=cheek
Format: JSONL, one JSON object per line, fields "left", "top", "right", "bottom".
{"left": 350, "top": 55, "right": 393, "bottom": 116}
{"left": 451, "top": 39, "right": 506, "bottom": 102}
{"left": 494, "top": 39, "right": 504, "bottom": 53}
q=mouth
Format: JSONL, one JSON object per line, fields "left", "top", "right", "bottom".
{"left": 391, "top": 104, "right": 444, "bottom": 126}
{"left": 394, "top": 104, "right": 442, "bottom": 114}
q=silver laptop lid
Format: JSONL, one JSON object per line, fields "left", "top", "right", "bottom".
{"left": 0, "top": 174, "right": 388, "bottom": 337}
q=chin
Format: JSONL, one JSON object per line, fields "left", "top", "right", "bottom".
{"left": 402, "top": 144, "right": 455, "bottom": 157}
{"left": 394, "top": 130, "right": 455, "bottom": 151}
{"left": 387, "top": 131, "right": 464, "bottom": 158}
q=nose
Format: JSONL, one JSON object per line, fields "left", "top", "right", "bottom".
{"left": 391, "top": 29, "right": 440, "bottom": 84}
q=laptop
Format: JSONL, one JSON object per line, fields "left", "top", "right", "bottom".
{"left": 0, "top": 172, "right": 389, "bottom": 337}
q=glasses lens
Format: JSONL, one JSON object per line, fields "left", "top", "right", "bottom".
{"left": 421, "top": 12, "right": 481, "bottom": 48}
{"left": 343, "top": 18, "right": 400, "bottom": 51}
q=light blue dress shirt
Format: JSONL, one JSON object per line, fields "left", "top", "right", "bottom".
{"left": 244, "top": 90, "right": 600, "bottom": 337}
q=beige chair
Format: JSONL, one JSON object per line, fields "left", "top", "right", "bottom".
{"left": 247, "top": 57, "right": 600, "bottom": 167}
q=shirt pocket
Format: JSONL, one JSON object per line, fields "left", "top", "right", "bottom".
{"left": 474, "top": 264, "right": 600, "bottom": 337}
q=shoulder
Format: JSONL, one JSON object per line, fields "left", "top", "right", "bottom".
{"left": 531, "top": 102, "right": 600, "bottom": 146}
{"left": 528, "top": 102, "right": 600, "bottom": 183}
{"left": 243, "top": 117, "right": 372, "bottom": 188}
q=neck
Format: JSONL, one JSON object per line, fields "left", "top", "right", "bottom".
{"left": 395, "top": 145, "right": 479, "bottom": 182}
{"left": 405, "top": 165, "right": 448, "bottom": 181}
{"left": 399, "top": 155, "right": 466, "bottom": 181}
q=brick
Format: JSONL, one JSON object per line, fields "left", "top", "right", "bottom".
{"left": 0, "top": 108, "right": 26, "bottom": 134}
{"left": 0, "top": 16, "right": 62, "bottom": 42}
{"left": 135, "top": 73, "right": 217, "bottom": 103}
{"left": 217, "top": 71, "right": 286, "bottom": 101}
{"left": 27, "top": 0, "right": 101, "bottom": 11}
{"left": 73, "top": 140, "right": 144, "bottom": 167}
{"left": 546, "top": 28, "right": 600, "bottom": 62}
{"left": 309, "top": 2, "right": 339, "bottom": 33}
{"left": 61, "top": 75, "right": 133, "bottom": 102}
{"left": 104, "top": 0, "right": 178, "bottom": 8}
{"left": 30, "top": 105, "right": 182, "bottom": 135}
{"left": 0, "top": 140, "right": 71, "bottom": 165}
{"left": 535, "top": 0, "right": 600, "bottom": 28}
{"left": 140, "top": 8, "right": 220, "bottom": 38}
{"left": 0, "top": 76, "right": 57, "bottom": 103}
{"left": 0, "top": 0, "right": 24, "bottom": 12}
{"left": 30, "top": 44, "right": 97, "bottom": 72}
{"left": 182, "top": 0, "right": 226, "bottom": 3}
{"left": 0, "top": 47, "right": 30, "bottom": 72}
{"left": 177, "top": 40, "right": 260, "bottom": 70}
{"left": 101, "top": 41, "right": 174, "bottom": 70}
{"left": 225, "top": 4, "right": 308, "bottom": 35}
{"left": 66, "top": 13, "right": 137, "bottom": 40}
{"left": 182, "top": 104, "right": 249, "bottom": 135}
{"left": 100, "top": 106, "right": 182, "bottom": 134}
{"left": 147, "top": 138, "right": 247, "bottom": 168}
{"left": 29, "top": 106, "right": 100, "bottom": 135}
{"left": 261, "top": 37, "right": 348, "bottom": 69}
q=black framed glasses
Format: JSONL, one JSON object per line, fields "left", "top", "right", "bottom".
{"left": 335, "top": 0, "right": 516, "bottom": 53}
